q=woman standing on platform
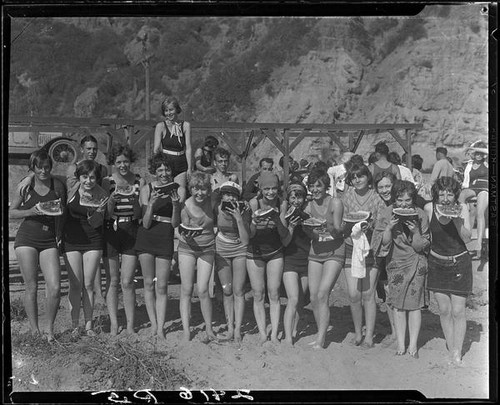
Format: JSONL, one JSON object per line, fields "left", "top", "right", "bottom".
{"left": 153, "top": 96, "right": 192, "bottom": 202}
{"left": 425, "top": 177, "right": 472, "bottom": 366}
{"left": 178, "top": 172, "right": 217, "bottom": 342}
{"left": 341, "top": 164, "right": 384, "bottom": 348}
{"left": 303, "top": 169, "right": 345, "bottom": 349}
{"left": 102, "top": 144, "right": 145, "bottom": 336}
{"left": 63, "top": 159, "right": 108, "bottom": 337}
{"left": 10, "top": 150, "right": 66, "bottom": 341}
{"left": 247, "top": 172, "right": 289, "bottom": 344}
{"left": 135, "top": 153, "right": 181, "bottom": 339}
{"left": 214, "top": 181, "right": 250, "bottom": 343}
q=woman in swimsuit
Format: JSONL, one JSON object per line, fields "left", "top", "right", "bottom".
{"left": 303, "top": 168, "right": 345, "bottom": 349}
{"left": 10, "top": 150, "right": 66, "bottom": 341}
{"left": 135, "top": 153, "right": 181, "bottom": 339}
{"left": 425, "top": 177, "right": 472, "bottom": 366}
{"left": 178, "top": 171, "right": 217, "bottom": 342}
{"left": 459, "top": 141, "right": 488, "bottom": 259}
{"left": 153, "top": 97, "right": 192, "bottom": 202}
{"left": 63, "top": 160, "right": 108, "bottom": 337}
{"left": 214, "top": 181, "right": 250, "bottom": 343}
{"left": 247, "top": 172, "right": 289, "bottom": 344}
{"left": 102, "top": 144, "right": 145, "bottom": 336}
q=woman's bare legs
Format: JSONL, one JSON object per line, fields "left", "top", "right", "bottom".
{"left": 120, "top": 254, "right": 138, "bottom": 334}
{"left": 196, "top": 254, "right": 216, "bottom": 340}
{"left": 217, "top": 256, "right": 234, "bottom": 339}
{"left": 38, "top": 248, "right": 61, "bottom": 339}
{"left": 140, "top": 253, "right": 158, "bottom": 335}
{"left": 16, "top": 247, "right": 42, "bottom": 335}
{"left": 179, "top": 253, "right": 195, "bottom": 341}
{"left": 266, "top": 257, "right": 283, "bottom": 343}
{"left": 104, "top": 256, "right": 120, "bottom": 335}
{"left": 155, "top": 257, "right": 171, "bottom": 340}
{"left": 394, "top": 309, "right": 407, "bottom": 353}
{"left": 64, "top": 251, "right": 84, "bottom": 330}
{"left": 361, "top": 267, "right": 379, "bottom": 346}
{"left": 82, "top": 250, "right": 102, "bottom": 333}
{"left": 344, "top": 267, "right": 363, "bottom": 344}
{"left": 246, "top": 258, "right": 267, "bottom": 343}
{"left": 232, "top": 256, "right": 247, "bottom": 342}
{"left": 283, "top": 271, "right": 300, "bottom": 345}
{"left": 475, "top": 191, "right": 488, "bottom": 258}
{"left": 407, "top": 309, "right": 421, "bottom": 355}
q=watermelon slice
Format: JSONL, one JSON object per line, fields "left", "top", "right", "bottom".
{"left": 222, "top": 201, "right": 246, "bottom": 213}
{"left": 114, "top": 184, "right": 135, "bottom": 196}
{"left": 285, "top": 206, "right": 310, "bottom": 221}
{"left": 80, "top": 192, "right": 108, "bottom": 208}
{"left": 302, "top": 217, "right": 327, "bottom": 228}
{"left": 392, "top": 207, "right": 418, "bottom": 220}
{"left": 37, "top": 198, "right": 63, "bottom": 216}
{"left": 343, "top": 211, "right": 371, "bottom": 223}
{"left": 154, "top": 182, "right": 179, "bottom": 197}
{"left": 436, "top": 204, "right": 462, "bottom": 218}
{"left": 179, "top": 224, "right": 204, "bottom": 237}
{"left": 254, "top": 207, "right": 278, "bottom": 219}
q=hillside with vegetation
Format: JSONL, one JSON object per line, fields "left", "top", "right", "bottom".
{"left": 9, "top": 4, "right": 488, "bottom": 171}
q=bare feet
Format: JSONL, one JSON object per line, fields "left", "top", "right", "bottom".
{"left": 110, "top": 323, "right": 119, "bottom": 336}
{"left": 259, "top": 334, "right": 268, "bottom": 345}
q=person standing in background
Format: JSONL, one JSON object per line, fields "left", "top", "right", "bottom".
{"left": 242, "top": 158, "right": 274, "bottom": 201}
{"left": 328, "top": 151, "right": 354, "bottom": 198}
{"left": 430, "top": 147, "right": 455, "bottom": 185}
{"left": 194, "top": 135, "right": 219, "bottom": 174}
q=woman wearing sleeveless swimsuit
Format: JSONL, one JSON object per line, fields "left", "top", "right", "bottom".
{"left": 341, "top": 164, "right": 385, "bottom": 348}
{"left": 153, "top": 96, "right": 192, "bottom": 203}
{"left": 63, "top": 160, "right": 108, "bottom": 337}
{"left": 459, "top": 142, "right": 488, "bottom": 259}
{"left": 247, "top": 172, "right": 289, "bottom": 344}
{"left": 102, "top": 144, "right": 145, "bottom": 336}
{"left": 10, "top": 150, "right": 66, "bottom": 341}
{"left": 135, "top": 153, "right": 181, "bottom": 339}
{"left": 214, "top": 181, "right": 250, "bottom": 343}
{"left": 425, "top": 176, "right": 472, "bottom": 366}
{"left": 178, "top": 172, "right": 218, "bottom": 342}
{"left": 303, "top": 169, "right": 345, "bottom": 349}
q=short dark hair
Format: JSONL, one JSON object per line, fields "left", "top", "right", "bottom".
{"left": 346, "top": 164, "right": 373, "bottom": 187}
{"left": 388, "top": 151, "right": 401, "bottom": 165}
{"left": 80, "top": 134, "right": 98, "bottom": 147}
{"left": 412, "top": 155, "right": 423, "bottom": 170}
{"left": 436, "top": 147, "right": 448, "bottom": 156}
{"left": 75, "top": 159, "right": 100, "bottom": 179}
{"left": 204, "top": 136, "right": 219, "bottom": 148}
{"left": 259, "top": 158, "right": 274, "bottom": 167}
{"left": 310, "top": 161, "right": 329, "bottom": 173}
{"left": 375, "top": 142, "right": 389, "bottom": 156}
{"left": 373, "top": 170, "right": 397, "bottom": 189}
{"left": 29, "top": 149, "right": 53, "bottom": 171}
{"left": 350, "top": 154, "right": 365, "bottom": 166}
{"left": 148, "top": 152, "right": 172, "bottom": 175}
{"left": 107, "top": 144, "right": 137, "bottom": 165}
{"left": 214, "top": 147, "right": 230, "bottom": 160}
{"left": 368, "top": 152, "right": 377, "bottom": 165}
{"left": 391, "top": 180, "right": 417, "bottom": 204}
{"left": 431, "top": 176, "right": 461, "bottom": 203}
{"left": 307, "top": 168, "right": 330, "bottom": 188}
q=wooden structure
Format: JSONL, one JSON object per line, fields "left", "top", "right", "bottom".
{"left": 8, "top": 116, "right": 422, "bottom": 188}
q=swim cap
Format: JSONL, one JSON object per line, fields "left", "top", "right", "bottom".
{"left": 219, "top": 181, "right": 242, "bottom": 197}
{"left": 258, "top": 172, "right": 279, "bottom": 189}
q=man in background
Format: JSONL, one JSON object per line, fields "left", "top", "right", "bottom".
{"left": 430, "top": 146, "right": 455, "bottom": 184}
{"left": 242, "top": 157, "right": 274, "bottom": 201}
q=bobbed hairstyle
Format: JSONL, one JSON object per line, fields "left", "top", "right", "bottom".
{"left": 375, "top": 142, "right": 389, "bottom": 157}
{"left": 388, "top": 151, "right": 402, "bottom": 165}
{"left": 346, "top": 163, "right": 373, "bottom": 187}
{"left": 286, "top": 182, "right": 307, "bottom": 199}
{"left": 214, "top": 147, "right": 230, "bottom": 160}
{"left": 75, "top": 159, "right": 100, "bottom": 180}
{"left": 391, "top": 180, "right": 417, "bottom": 204}
{"left": 29, "top": 149, "right": 53, "bottom": 171}
{"left": 436, "top": 147, "right": 448, "bottom": 156}
{"left": 431, "top": 176, "right": 461, "bottom": 203}
{"left": 307, "top": 167, "right": 330, "bottom": 189}
{"left": 373, "top": 170, "right": 397, "bottom": 190}
{"left": 188, "top": 171, "right": 211, "bottom": 191}
{"left": 368, "top": 152, "right": 378, "bottom": 165}
{"left": 161, "top": 96, "right": 182, "bottom": 115}
{"left": 204, "top": 135, "right": 219, "bottom": 149}
{"left": 80, "top": 134, "right": 98, "bottom": 147}
{"left": 259, "top": 157, "right": 274, "bottom": 167}
{"left": 350, "top": 154, "right": 365, "bottom": 166}
{"left": 107, "top": 143, "right": 137, "bottom": 165}
{"left": 412, "top": 154, "right": 423, "bottom": 171}
{"left": 148, "top": 152, "right": 172, "bottom": 175}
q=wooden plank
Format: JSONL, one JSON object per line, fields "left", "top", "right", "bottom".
{"left": 263, "top": 129, "right": 285, "bottom": 155}
{"left": 406, "top": 129, "right": 413, "bottom": 171}
{"left": 351, "top": 130, "right": 366, "bottom": 153}
{"left": 387, "top": 129, "right": 408, "bottom": 152}
{"left": 327, "top": 131, "right": 347, "bottom": 153}
{"left": 289, "top": 130, "right": 308, "bottom": 153}
{"left": 283, "top": 130, "right": 290, "bottom": 189}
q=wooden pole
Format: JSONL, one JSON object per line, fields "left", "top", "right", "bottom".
{"left": 283, "top": 129, "right": 290, "bottom": 190}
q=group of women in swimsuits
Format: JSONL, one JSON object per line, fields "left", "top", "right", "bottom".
{"left": 10, "top": 97, "right": 484, "bottom": 367}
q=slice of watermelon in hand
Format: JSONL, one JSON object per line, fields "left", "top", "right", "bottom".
{"left": 436, "top": 203, "right": 462, "bottom": 218}
{"left": 80, "top": 192, "right": 109, "bottom": 208}
{"left": 302, "top": 217, "right": 327, "bottom": 228}
{"left": 285, "top": 206, "right": 310, "bottom": 221}
{"left": 37, "top": 198, "right": 63, "bottom": 216}
{"left": 114, "top": 185, "right": 135, "bottom": 196}
{"left": 254, "top": 207, "right": 278, "bottom": 220}
{"left": 343, "top": 211, "right": 371, "bottom": 223}
{"left": 154, "top": 182, "right": 180, "bottom": 197}
{"left": 179, "top": 224, "right": 204, "bottom": 238}
{"left": 392, "top": 207, "right": 419, "bottom": 221}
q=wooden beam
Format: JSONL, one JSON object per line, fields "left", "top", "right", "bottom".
{"left": 351, "top": 130, "right": 366, "bottom": 153}
{"left": 283, "top": 130, "right": 290, "bottom": 190}
{"left": 327, "top": 131, "right": 347, "bottom": 153}
{"left": 289, "top": 130, "right": 308, "bottom": 153}
{"left": 219, "top": 131, "right": 243, "bottom": 157}
{"left": 406, "top": 129, "right": 413, "bottom": 171}
{"left": 263, "top": 129, "right": 286, "bottom": 155}
{"left": 387, "top": 129, "right": 408, "bottom": 152}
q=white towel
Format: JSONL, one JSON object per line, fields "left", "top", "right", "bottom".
{"left": 350, "top": 222, "right": 370, "bottom": 279}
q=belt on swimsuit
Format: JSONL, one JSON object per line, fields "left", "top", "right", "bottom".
{"left": 111, "top": 215, "right": 135, "bottom": 223}
{"left": 430, "top": 250, "right": 468, "bottom": 263}
{"left": 162, "top": 149, "right": 185, "bottom": 156}
{"left": 153, "top": 215, "right": 171, "bottom": 223}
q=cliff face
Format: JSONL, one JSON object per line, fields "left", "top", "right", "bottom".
{"left": 244, "top": 4, "right": 488, "bottom": 171}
